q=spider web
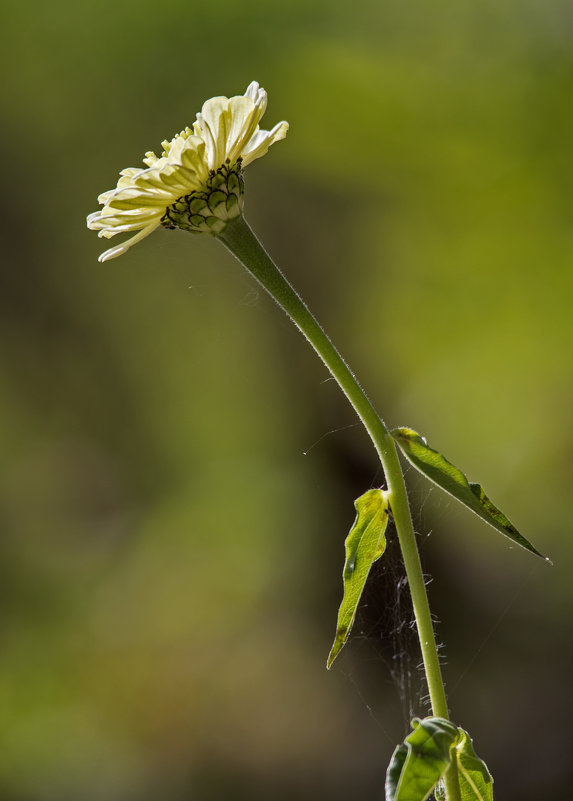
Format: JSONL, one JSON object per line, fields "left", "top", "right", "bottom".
{"left": 336, "top": 482, "right": 440, "bottom": 734}
{"left": 336, "top": 475, "right": 538, "bottom": 734}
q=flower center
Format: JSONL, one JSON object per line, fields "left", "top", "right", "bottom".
{"left": 161, "top": 160, "right": 244, "bottom": 235}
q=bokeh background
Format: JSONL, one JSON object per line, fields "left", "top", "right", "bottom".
{"left": 1, "top": 1, "right": 572, "bottom": 799}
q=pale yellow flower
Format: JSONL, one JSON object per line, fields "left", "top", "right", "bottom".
{"left": 193, "top": 81, "right": 289, "bottom": 171}
{"left": 88, "top": 82, "right": 288, "bottom": 262}
{"left": 87, "top": 130, "right": 208, "bottom": 262}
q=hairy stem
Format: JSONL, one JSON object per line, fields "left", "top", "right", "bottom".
{"left": 217, "top": 216, "right": 460, "bottom": 801}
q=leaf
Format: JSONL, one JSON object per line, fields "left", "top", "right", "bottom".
{"left": 391, "top": 427, "right": 545, "bottom": 559}
{"left": 326, "top": 489, "right": 389, "bottom": 668}
{"left": 385, "top": 717, "right": 460, "bottom": 801}
{"left": 434, "top": 780, "right": 446, "bottom": 800}
{"left": 455, "top": 729, "right": 494, "bottom": 801}
{"left": 385, "top": 744, "right": 408, "bottom": 801}
{"left": 387, "top": 719, "right": 494, "bottom": 801}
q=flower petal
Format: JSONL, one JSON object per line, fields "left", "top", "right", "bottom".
{"left": 224, "top": 96, "right": 265, "bottom": 164}
{"left": 195, "top": 84, "right": 285, "bottom": 170}
{"left": 195, "top": 97, "right": 232, "bottom": 169}
{"left": 97, "top": 221, "right": 161, "bottom": 263}
{"left": 244, "top": 81, "right": 267, "bottom": 114}
{"left": 241, "top": 120, "right": 289, "bottom": 167}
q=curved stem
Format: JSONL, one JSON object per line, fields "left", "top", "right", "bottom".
{"left": 217, "top": 216, "right": 460, "bottom": 801}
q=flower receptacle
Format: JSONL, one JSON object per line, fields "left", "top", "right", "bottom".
{"left": 162, "top": 160, "right": 244, "bottom": 235}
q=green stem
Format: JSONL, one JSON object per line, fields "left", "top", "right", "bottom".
{"left": 217, "top": 216, "right": 460, "bottom": 801}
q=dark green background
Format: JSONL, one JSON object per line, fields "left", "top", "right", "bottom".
{"left": 1, "top": 1, "right": 572, "bottom": 799}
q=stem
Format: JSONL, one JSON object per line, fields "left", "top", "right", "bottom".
{"left": 217, "top": 216, "right": 460, "bottom": 801}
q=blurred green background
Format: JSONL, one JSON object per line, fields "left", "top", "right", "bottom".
{"left": 1, "top": 1, "right": 572, "bottom": 799}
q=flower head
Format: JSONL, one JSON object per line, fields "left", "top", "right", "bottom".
{"left": 88, "top": 82, "right": 288, "bottom": 262}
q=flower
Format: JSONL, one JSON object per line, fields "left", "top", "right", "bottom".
{"left": 87, "top": 130, "right": 208, "bottom": 263}
{"left": 193, "top": 81, "right": 289, "bottom": 171}
{"left": 87, "top": 82, "right": 288, "bottom": 262}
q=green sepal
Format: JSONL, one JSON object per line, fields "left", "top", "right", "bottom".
{"left": 391, "top": 427, "right": 545, "bottom": 559}
{"left": 385, "top": 717, "right": 460, "bottom": 801}
{"left": 327, "top": 489, "right": 389, "bottom": 668}
{"left": 455, "top": 729, "right": 493, "bottom": 801}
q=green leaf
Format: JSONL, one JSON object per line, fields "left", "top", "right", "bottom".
{"left": 326, "top": 489, "right": 389, "bottom": 668}
{"left": 391, "top": 427, "right": 545, "bottom": 559}
{"left": 455, "top": 729, "right": 494, "bottom": 801}
{"left": 385, "top": 717, "right": 460, "bottom": 801}
{"left": 385, "top": 744, "right": 408, "bottom": 801}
